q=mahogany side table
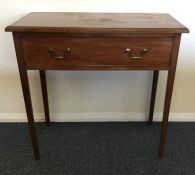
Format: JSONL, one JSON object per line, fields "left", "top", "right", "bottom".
{"left": 5, "top": 12, "right": 189, "bottom": 159}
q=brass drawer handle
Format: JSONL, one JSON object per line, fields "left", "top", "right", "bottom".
{"left": 48, "top": 48, "right": 70, "bottom": 59}
{"left": 125, "top": 48, "right": 149, "bottom": 59}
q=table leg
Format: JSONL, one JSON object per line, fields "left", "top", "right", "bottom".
{"left": 19, "top": 69, "right": 40, "bottom": 159}
{"left": 148, "top": 70, "right": 159, "bottom": 124}
{"left": 159, "top": 34, "right": 181, "bottom": 158}
{"left": 159, "top": 69, "right": 176, "bottom": 158}
{"left": 13, "top": 33, "right": 40, "bottom": 159}
{"left": 39, "top": 70, "right": 50, "bottom": 125}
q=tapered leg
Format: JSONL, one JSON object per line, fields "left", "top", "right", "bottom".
{"left": 13, "top": 33, "right": 40, "bottom": 160}
{"left": 148, "top": 71, "right": 159, "bottom": 124}
{"left": 19, "top": 69, "right": 40, "bottom": 159}
{"left": 159, "top": 69, "right": 176, "bottom": 158}
{"left": 39, "top": 70, "right": 50, "bottom": 125}
{"left": 159, "top": 34, "right": 181, "bottom": 158}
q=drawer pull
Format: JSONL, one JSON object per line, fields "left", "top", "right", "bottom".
{"left": 48, "top": 48, "right": 70, "bottom": 59}
{"left": 125, "top": 48, "right": 149, "bottom": 59}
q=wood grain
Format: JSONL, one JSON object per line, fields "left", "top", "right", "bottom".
{"left": 5, "top": 12, "right": 189, "bottom": 33}
{"left": 13, "top": 33, "right": 40, "bottom": 160}
{"left": 159, "top": 34, "right": 181, "bottom": 158}
{"left": 22, "top": 35, "right": 173, "bottom": 69}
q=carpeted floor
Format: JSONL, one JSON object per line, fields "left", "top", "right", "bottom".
{"left": 0, "top": 122, "right": 195, "bottom": 175}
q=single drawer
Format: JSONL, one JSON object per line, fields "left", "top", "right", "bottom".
{"left": 22, "top": 36, "right": 173, "bottom": 69}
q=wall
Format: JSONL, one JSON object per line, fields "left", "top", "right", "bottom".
{"left": 0, "top": 0, "right": 195, "bottom": 122}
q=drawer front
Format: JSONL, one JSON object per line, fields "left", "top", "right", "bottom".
{"left": 22, "top": 36, "right": 172, "bottom": 69}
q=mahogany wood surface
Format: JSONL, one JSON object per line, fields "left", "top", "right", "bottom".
{"left": 159, "top": 34, "right": 181, "bottom": 158}
{"left": 39, "top": 70, "right": 50, "bottom": 125}
{"left": 5, "top": 12, "right": 189, "bottom": 159}
{"left": 5, "top": 12, "right": 189, "bottom": 34}
{"left": 13, "top": 33, "right": 40, "bottom": 159}
{"left": 22, "top": 35, "right": 172, "bottom": 70}
{"left": 149, "top": 70, "right": 159, "bottom": 124}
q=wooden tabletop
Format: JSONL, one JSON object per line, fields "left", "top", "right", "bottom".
{"left": 5, "top": 12, "right": 189, "bottom": 33}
